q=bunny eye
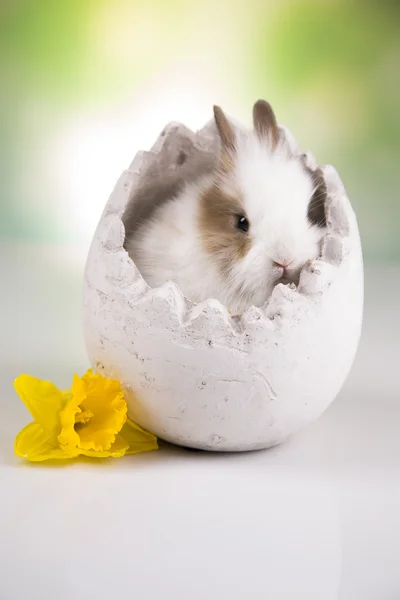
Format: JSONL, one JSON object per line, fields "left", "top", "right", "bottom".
{"left": 236, "top": 215, "right": 249, "bottom": 232}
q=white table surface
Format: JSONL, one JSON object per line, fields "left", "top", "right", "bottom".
{"left": 1, "top": 243, "right": 399, "bottom": 600}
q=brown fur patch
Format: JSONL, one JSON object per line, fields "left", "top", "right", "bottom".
{"left": 198, "top": 184, "right": 251, "bottom": 277}
{"left": 219, "top": 150, "right": 235, "bottom": 174}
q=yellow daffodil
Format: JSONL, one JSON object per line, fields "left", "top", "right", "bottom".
{"left": 14, "top": 369, "right": 158, "bottom": 462}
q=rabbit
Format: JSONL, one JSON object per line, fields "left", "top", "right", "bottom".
{"left": 125, "top": 100, "right": 327, "bottom": 315}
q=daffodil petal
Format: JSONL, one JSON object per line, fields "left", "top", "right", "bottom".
{"left": 14, "top": 375, "right": 65, "bottom": 431}
{"left": 120, "top": 418, "right": 158, "bottom": 454}
{"left": 77, "top": 434, "right": 129, "bottom": 459}
{"left": 123, "top": 417, "right": 158, "bottom": 437}
{"left": 107, "top": 434, "right": 130, "bottom": 457}
{"left": 15, "top": 422, "right": 74, "bottom": 462}
{"left": 76, "top": 448, "right": 114, "bottom": 458}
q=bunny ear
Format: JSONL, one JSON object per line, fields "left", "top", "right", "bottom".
{"left": 253, "top": 100, "right": 280, "bottom": 149}
{"left": 213, "top": 105, "right": 236, "bottom": 153}
{"left": 307, "top": 166, "right": 327, "bottom": 227}
{"left": 300, "top": 158, "right": 327, "bottom": 228}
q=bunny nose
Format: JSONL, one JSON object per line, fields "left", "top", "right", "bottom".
{"left": 273, "top": 260, "right": 293, "bottom": 273}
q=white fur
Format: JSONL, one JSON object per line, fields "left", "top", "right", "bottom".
{"left": 126, "top": 175, "right": 220, "bottom": 303}
{"left": 126, "top": 131, "right": 326, "bottom": 314}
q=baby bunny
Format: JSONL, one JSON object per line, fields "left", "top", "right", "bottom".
{"left": 125, "top": 100, "right": 327, "bottom": 314}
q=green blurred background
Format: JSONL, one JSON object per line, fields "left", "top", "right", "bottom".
{"left": 0, "top": 0, "right": 399, "bottom": 373}
{"left": 1, "top": 0, "right": 399, "bottom": 258}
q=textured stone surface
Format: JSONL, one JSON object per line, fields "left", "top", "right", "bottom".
{"left": 82, "top": 118, "right": 364, "bottom": 451}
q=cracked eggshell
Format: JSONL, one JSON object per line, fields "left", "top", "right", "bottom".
{"left": 83, "top": 118, "right": 363, "bottom": 451}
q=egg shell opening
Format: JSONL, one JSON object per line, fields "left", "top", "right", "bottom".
{"left": 83, "top": 118, "right": 363, "bottom": 451}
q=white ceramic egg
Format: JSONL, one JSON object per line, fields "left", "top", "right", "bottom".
{"left": 83, "top": 117, "right": 363, "bottom": 451}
